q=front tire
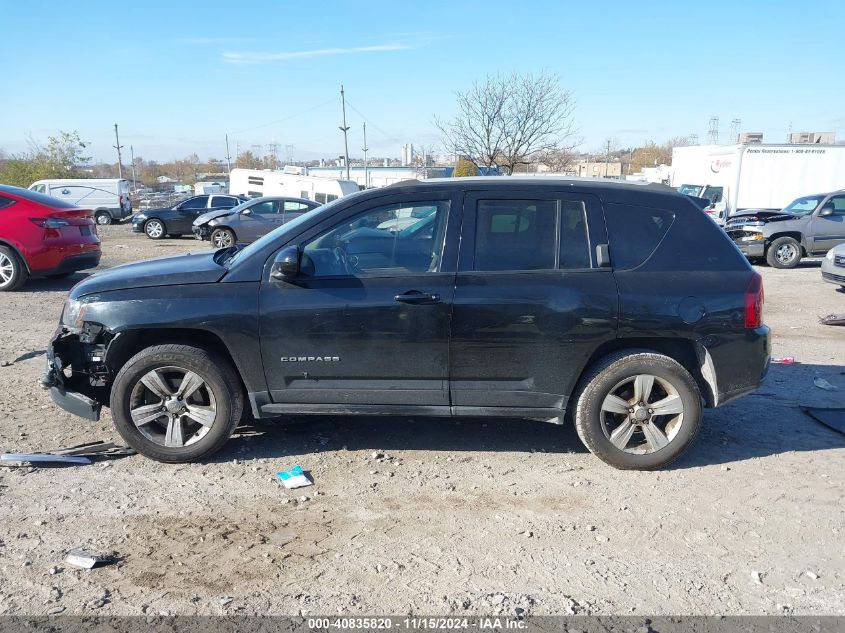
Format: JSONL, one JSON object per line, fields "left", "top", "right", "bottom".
{"left": 144, "top": 218, "right": 166, "bottom": 240}
{"left": 0, "top": 246, "right": 27, "bottom": 292}
{"left": 95, "top": 211, "right": 113, "bottom": 226}
{"left": 211, "top": 228, "right": 236, "bottom": 249}
{"left": 574, "top": 351, "right": 702, "bottom": 470}
{"left": 766, "top": 236, "right": 802, "bottom": 269}
{"left": 110, "top": 344, "right": 244, "bottom": 463}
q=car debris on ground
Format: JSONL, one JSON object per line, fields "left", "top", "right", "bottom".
{"left": 820, "top": 313, "right": 845, "bottom": 326}
{"left": 64, "top": 548, "right": 116, "bottom": 570}
{"left": 0, "top": 441, "right": 135, "bottom": 466}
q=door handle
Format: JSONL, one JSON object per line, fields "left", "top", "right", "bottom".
{"left": 395, "top": 290, "right": 441, "bottom": 304}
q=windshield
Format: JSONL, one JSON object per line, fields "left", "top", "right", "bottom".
{"left": 677, "top": 184, "right": 703, "bottom": 197}
{"left": 225, "top": 191, "right": 368, "bottom": 267}
{"left": 782, "top": 195, "right": 823, "bottom": 216}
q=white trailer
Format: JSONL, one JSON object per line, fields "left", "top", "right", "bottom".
{"left": 671, "top": 144, "right": 845, "bottom": 223}
{"left": 229, "top": 168, "right": 359, "bottom": 204}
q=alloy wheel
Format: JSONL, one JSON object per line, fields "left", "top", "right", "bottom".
{"left": 0, "top": 252, "right": 14, "bottom": 287}
{"left": 600, "top": 374, "right": 685, "bottom": 454}
{"left": 212, "top": 230, "right": 234, "bottom": 248}
{"left": 129, "top": 366, "right": 217, "bottom": 447}
{"left": 775, "top": 243, "right": 798, "bottom": 265}
{"left": 145, "top": 220, "right": 164, "bottom": 238}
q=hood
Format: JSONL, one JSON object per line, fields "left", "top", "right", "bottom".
{"left": 194, "top": 208, "right": 235, "bottom": 226}
{"left": 726, "top": 210, "right": 799, "bottom": 225}
{"left": 70, "top": 252, "right": 226, "bottom": 299}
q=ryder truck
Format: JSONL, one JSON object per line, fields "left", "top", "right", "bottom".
{"left": 670, "top": 144, "right": 845, "bottom": 225}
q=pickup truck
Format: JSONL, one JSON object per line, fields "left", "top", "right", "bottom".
{"left": 724, "top": 190, "right": 845, "bottom": 268}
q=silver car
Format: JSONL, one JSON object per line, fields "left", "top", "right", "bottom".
{"left": 193, "top": 196, "right": 320, "bottom": 247}
{"left": 821, "top": 242, "right": 845, "bottom": 290}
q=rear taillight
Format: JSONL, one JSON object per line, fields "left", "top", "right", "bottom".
{"left": 744, "top": 272, "right": 764, "bottom": 328}
{"left": 30, "top": 218, "right": 70, "bottom": 229}
{"left": 120, "top": 195, "right": 125, "bottom": 205}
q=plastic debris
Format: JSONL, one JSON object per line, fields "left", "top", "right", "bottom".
{"left": 751, "top": 570, "right": 763, "bottom": 585}
{"left": 276, "top": 465, "right": 312, "bottom": 489}
{"left": 771, "top": 356, "right": 795, "bottom": 364}
{"left": 1, "top": 454, "right": 91, "bottom": 465}
{"left": 64, "top": 548, "right": 116, "bottom": 570}
{"left": 813, "top": 377, "right": 837, "bottom": 391}
{"left": 820, "top": 314, "right": 845, "bottom": 326}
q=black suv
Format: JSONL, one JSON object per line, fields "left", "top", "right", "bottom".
{"left": 43, "top": 179, "right": 770, "bottom": 470}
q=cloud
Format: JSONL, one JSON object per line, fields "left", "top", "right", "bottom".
{"left": 222, "top": 43, "right": 412, "bottom": 64}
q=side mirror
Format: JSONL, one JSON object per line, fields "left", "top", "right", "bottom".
{"left": 241, "top": 208, "right": 252, "bottom": 215}
{"left": 271, "top": 245, "right": 300, "bottom": 281}
{"left": 818, "top": 205, "right": 834, "bottom": 217}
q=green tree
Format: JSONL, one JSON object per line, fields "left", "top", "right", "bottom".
{"left": 0, "top": 130, "right": 91, "bottom": 187}
{"left": 453, "top": 158, "right": 478, "bottom": 177}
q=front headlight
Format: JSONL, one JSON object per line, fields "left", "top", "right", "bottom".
{"left": 741, "top": 232, "right": 765, "bottom": 242}
{"left": 827, "top": 250, "right": 836, "bottom": 261}
{"left": 62, "top": 299, "right": 87, "bottom": 328}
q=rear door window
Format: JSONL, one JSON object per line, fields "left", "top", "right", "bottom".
{"left": 604, "top": 203, "right": 675, "bottom": 269}
{"left": 474, "top": 200, "right": 558, "bottom": 271}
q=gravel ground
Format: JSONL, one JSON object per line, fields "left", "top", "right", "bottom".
{"left": 0, "top": 223, "right": 843, "bottom": 616}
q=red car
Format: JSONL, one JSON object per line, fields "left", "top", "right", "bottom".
{"left": 0, "top": 184, "right": 101, "bottom": 291}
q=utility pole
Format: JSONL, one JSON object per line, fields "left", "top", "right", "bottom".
{"left": 113, "top": 124, "right": 124, "bottom": 178}
{"left": 339, "top": 84, "right": 351, "bottom": 180}
{"left": 604, "top": 140, "right": 611, "bottom": 178}
{"left": 362, "top": 123, "right": 369, "bottom": 189}
{"left": 225, "top": 134, "right": 232, "bottom": 175}
{"left": 129, "top": 145, "right": 137, "bottom": 191}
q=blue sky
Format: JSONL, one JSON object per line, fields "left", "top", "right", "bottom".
{"left": 2, "top": 0, "right": 843, "bottom": 162}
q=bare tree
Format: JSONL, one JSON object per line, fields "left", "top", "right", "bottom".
{"left": 436, "top": 71, "right": 576, "bottom": 175}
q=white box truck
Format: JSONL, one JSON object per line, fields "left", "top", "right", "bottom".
{"left": 29, "top": 178, "right": 132, "bottom": 226}
{"left": 229, "top": 168, "right": 359, "bottom": 204}
{"left": 670, "top": 144, "right": 845, "bottom": 224}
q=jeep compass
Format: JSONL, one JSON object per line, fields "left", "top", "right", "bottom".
{"left": 43, "top": 179, "right": 770, "bottom": 469}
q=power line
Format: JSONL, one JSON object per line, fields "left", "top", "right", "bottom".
{"left": 343, "top": 98, "right": 403, "bottom": 144}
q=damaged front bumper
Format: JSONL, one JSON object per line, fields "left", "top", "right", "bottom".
{"left": 41, "top": 325, "right": 112, "bottom": 422}
{"left": 192, "top": 225, "right": 211, "bottom": 240}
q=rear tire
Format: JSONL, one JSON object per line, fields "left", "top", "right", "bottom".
{"left": 95, "top": 211, "right": 112, "bottom": 226}
{"left": 573, "top": 351, "right": 702, "bottom": 470}
{"left": 766, "top": 236, "right": 802, "bottom": 269}
{"left": 110, "top": 344, "right": 244, "bottom": 463}
{"left": 0, "top": 246, "right": 27, "bottom": 292}
{"left": 211, "top": 228, "right": 236, "bottom": 248}
{"left": 144, "top": 218, "right": 166, "bottom": 240}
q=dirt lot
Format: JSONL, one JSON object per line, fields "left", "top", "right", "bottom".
{"left": 0, "top": 223, "right": 843, "bottom": 616}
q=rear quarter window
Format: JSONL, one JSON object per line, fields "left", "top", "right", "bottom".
{"left": 607, "top": 199, "right": 749, "bottom": 272}
{"left": 605, "top": 203, "right": 675, "bottom": 270}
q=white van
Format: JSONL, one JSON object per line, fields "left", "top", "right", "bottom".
{"left": 29, "top": 178, "right": 133, "bottom": 225}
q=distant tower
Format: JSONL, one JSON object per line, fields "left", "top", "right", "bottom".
{"left": 708, "top": 117, "right": 719, "bottom": 144}
{"left": 401, "top": 143, "right": 414, "bottom": 166}
{"left": 730, "top": 118, "right": 742, "bottom": 143}
{"left": 689, "top": 134, "right": 699, "bottom": 145}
